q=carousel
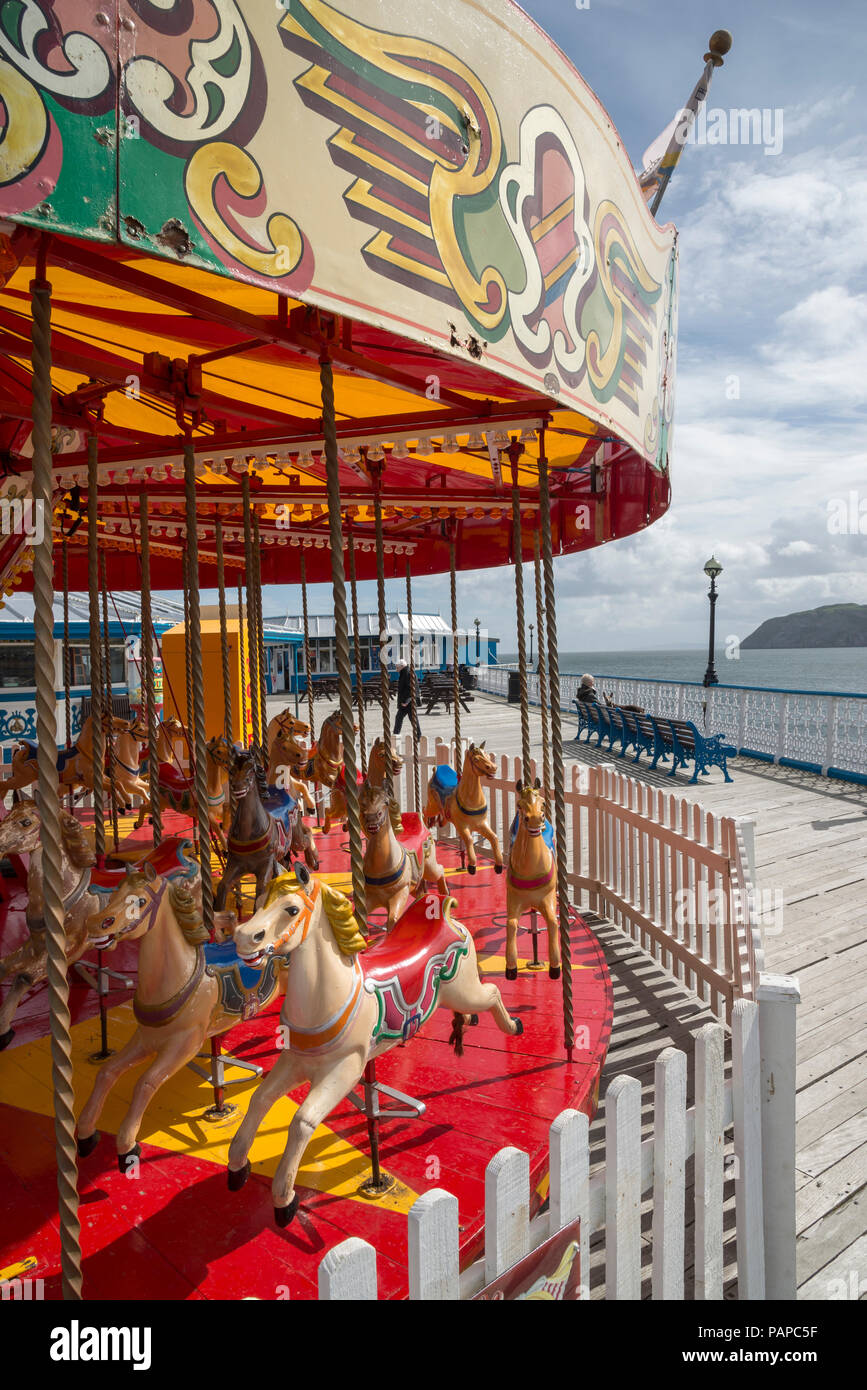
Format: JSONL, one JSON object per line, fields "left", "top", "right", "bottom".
{"left": 0, "top": 0, "right": 723, "bottom": 1300}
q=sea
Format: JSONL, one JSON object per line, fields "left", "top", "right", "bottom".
{"left": 495, "top": 648, "right": 867, "bottom": 697}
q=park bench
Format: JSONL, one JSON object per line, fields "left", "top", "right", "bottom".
{"left": 574, "top": 699, "right": 735, "bottom": 783}
{"left": 651, "top": 716, "right": 736, "bottom": 784}
{"left": 420, "top": 671, "right": 474, "bottom": 715}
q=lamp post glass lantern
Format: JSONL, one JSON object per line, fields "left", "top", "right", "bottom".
{"left": 703, "top": 556, "right": 723, "bottom": 686}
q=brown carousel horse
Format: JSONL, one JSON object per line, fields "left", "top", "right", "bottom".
{"left": 359, "top": 782, "right": 447, "bottom": 929}
{"left": 266, "top": 709, "right": 311, "bottom": 781}
{"left": 423, "top": 741, "right": 504, "bottom": 875}
{"left": 227, "top": 866, "right": 523, "bottom": 1226}
{"left": 505, "top": 779, "right": 561, "bottom": 981}
{"left": 267, "top": 728, "right": 316, "bottom": 813}
{"left": 134, "top": 733, "right": 229, "bottom": 846}
{"left": 304, "top": 710, "right": 351, "bottom": 790}
{"left": 323, "top": 735, "right": 404, "bottom": 834}
{"left": 76, "top": 855, "right": 287, "bottom": 1167}
{"left": 1, "top": 713, "right": 145, "bottom": 800}
{"left": 213, "top": 745, "right": 316, "bottom": 911}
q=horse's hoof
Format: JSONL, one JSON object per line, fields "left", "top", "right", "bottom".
{"left": 0, "top": 1028, "right": 15, "bottom": 1051}
{"left": 274, "top": 1192, "right": 300, "bottom": 1228}
{"left": 505, "top": 966, "right": 518, "bottom": 981}
{"left": 512, "top": 1018, "right": 524, "bottom": 1037}
{"left": 467, "top": 864, "right": 476, "bottom": 876}
{"left": 549, "top": 966, "right": 561, "bottom": 981}
{"left": 468, "top": 1014, "right": 479, "bottom": 1027}
{"left": 494, "top": 864, "right": 504, "bottom": 874}
{"left": 77, "top": 1130, "right": 100, "bottom": 1158}
{"left": 117, "top": 1143, "right": 140, "bottom": 1174}
{"left": 227, "top": 1160, "right": 251, "bottom": 1192}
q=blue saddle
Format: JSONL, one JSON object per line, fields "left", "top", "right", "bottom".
{"left": 20, "top": 738, "right": 77, "bottom": 773}
{"left": 264, "top": 786, "right": 297, "bottom": 833}
{"left": 509, "top": 813, "right": 555, "bottom": 852}
{"left": 203, "top": 939, "right": 261, "bottom": 991}
{"left": 431, "top": 765, "right": 459, "bottom": 798}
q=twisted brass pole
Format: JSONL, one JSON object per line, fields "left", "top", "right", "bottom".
{"left": 321, "top": 356, "right": 366, "bottom": 926}
{"left": 299, "top": 550, "right": 315, "bottom": 737}
{"left": 139, "top": 494, "right": 162, "bottom": 845}
{"left": 184, "top": 441, "right": 214, "bottom": 936}
{"left": 406, "top": 559, "right": 420, "bottom": 811}
{"left": 216, "top": 516, "right": 233, "bottom": 746}
{"left": 237, "top": 574, "right": 248, "bottom": 742}
{"left": 61, "top": 536, "right": 71, "bottom": 752}
{"left": 533, "top": 529, "right": 552, "bottom": 810}
{"left": 87, "top": 435, "right": 105, "bottom": 864}
{"left": 512, "top": 480, "right": 532, "bottom": 778}
{"left": 241, "top": 474, "right": 261, "bottom": 753}
{"left": 449, "top": 537, "right": 461, "bottom": 775}
{"left": 31, "top": 272, "right": 82, "bottom": 1299}
{"left": 100, "top": 551, "right": 119, "bottom": 851}
{"left": 252, "top": 509, "right": 269, "bottom": 767}
{"left": 372, "top": 481, "right": 393, "bottom": 796}
{"left": 347, "top": 528, "right": 367, "bottom": 776}
{"left": 538, "top": 444, "right": 574, "bottom": 1054}
{"left": 183, "top": 550, "right": 195, "bottom": 770}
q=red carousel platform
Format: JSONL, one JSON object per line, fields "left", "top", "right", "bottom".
{"left": 0, "top": 811, "right": 612, "bottom": 1300}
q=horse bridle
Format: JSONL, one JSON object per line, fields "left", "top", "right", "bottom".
{"left": 243, "top": 879, "right": 321, "bottom": 960}
{"left": 92, "top": 875, "right": 170, "bottom": 946}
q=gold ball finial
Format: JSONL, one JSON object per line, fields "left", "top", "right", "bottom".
{"left": 705, "top": 30, "right": 732, "bottom": 66}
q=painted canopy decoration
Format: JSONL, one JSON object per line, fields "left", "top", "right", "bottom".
{"left": 0, "top": 0, "right": 677, "bottom": 592}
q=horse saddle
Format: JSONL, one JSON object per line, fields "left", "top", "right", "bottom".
{"left": 204, "top": 940, "right": 283, "bottom": 1022}
{"left": 264, "top": 787, "right": 298, "bottom": 835}
{"left": 396, "top": 812, "right": 429, "bottom": 861}
{"left": 19, "top": 738, "right": 76, "bottom": 773}
{"left": 509, "top": 814, "right": 555, "bottom": 852}
{"left": 88, "top": 836, "right": 198, "bottom": 895}
{"left": 157, "top": 762, "right": 193, "bottom": 795}
{"left": 363, "top": 893, "right": 469, "bottom": 1045}
{"left": 335, "top": 766, "right": 364, "bottom": 790}
{"left": 429, "top": 764, "right": 458, "bottom": 810}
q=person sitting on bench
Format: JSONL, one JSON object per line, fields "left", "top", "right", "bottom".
{"left": 576, "top": 673, "right": 599, "bottom": 705}
{"left": 394, "top": 659, "right": 422, "bottom": 737}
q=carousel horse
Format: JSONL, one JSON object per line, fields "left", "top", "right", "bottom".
{"left": 134, "top": 733, "right": 229, "bottom": 845}
{"left": 267, "top": 729, "right": 316, "bottom": 813}
{"left": 1, "top": 713, "right": 142, "bottom": 799}
{"left": 505, "top": 779, "right": 561, "bottom": 981}
{"left": 266, "top": 709, "right": 311, "bottom": 782}
{"left": 359, "top": 782, "right": 447, "bottom": 929}
{"left": 423, "top": 741, "right": 504, "bottom": 875}
{"left": 76, "top": 858, "right": 288, "bottom": 1166}
{"left": 226, "top": 865, "right": 523, "bottom": 1226}
{"left": 323, "top": 735, "right": 404, "bottom": 835}
{"left": 214, "top": 745, "right": 316, "bottom": 910}
{"left": 304, "top": 710, "right": 352, "bottom": 790}
{"left": 0, "top": 801, "right": 194, "bottom": 1049}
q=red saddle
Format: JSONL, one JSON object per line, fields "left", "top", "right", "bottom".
{"left": 363, "top": 892, "right": 464, "bottom": 1002}
{"left": 157, "top": 762, "right": 193, "bottom": 795}
{"left": 336, "top": 765, "right": 365, "bottom": 790}
{"left": 396, "top": 811, "right": 429, "bottom": 861}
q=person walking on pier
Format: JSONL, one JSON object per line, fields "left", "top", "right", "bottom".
{"left": 394, "top": 658, "right": 422, "bottom": 737}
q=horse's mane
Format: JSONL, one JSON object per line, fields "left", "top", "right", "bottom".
{"left": 122, "top": 872, "right": 208, "bottom": 945}
{"left": 59, "top": 812, "right": 96, "bottom": 869}
{"left": 264, "top": 873, "right": 366, "bottom": 956}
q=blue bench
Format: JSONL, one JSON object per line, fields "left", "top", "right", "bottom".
{"left": 574, "top": 700, "right": 736, "bottom": 783}
{"left": 653, "top": 716, "right": 736, "bottom": 784}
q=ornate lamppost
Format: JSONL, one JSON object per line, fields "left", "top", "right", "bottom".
{"left": 703, "top": 556, "right": 723, "bottom": 686}
{"left": 474, "top": 616, "right": 481, "bottom": 664}
{"left": 529, "top": 622, "right": 534, "bottom": 666}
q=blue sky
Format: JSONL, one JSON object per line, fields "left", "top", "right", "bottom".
{"left": 262, "top": 0, "right": 867, "bottom": 652}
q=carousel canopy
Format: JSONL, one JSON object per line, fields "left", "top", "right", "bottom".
{"left": 0, "top": 0, "right": 677, "bottom": 596}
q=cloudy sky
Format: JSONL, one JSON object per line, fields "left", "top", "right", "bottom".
{"left": 265, "top": 0, "right": 865, "bottom": 653}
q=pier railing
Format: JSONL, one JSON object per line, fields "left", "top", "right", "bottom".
{"left": 475, "top": 665, "right": 867, "bottom": 784}
{"left": 395, "top": 737, "right": 765, "bottom": 1023}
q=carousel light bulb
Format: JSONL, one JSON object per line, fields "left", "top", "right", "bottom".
{"left": 342, "top": 445, "right": 361, "bottom": 464}
{"left": 367, "top": 443, "right": 384, "bottom": 462}
{"left": 212, "top": 458, "right": 227, "bottom": 474}
{"left": 467, "top": 431, "right": 485, "bottom": 449}
{"left": 151, "top": 464, "right": 167, "bottom": 482}
{"left": 299, "top": 450, "right": 314, "bottom": 468}
{"left": 416, "top": 436, "right": 433, "bottom": 454}
{"left": 442, "top": 434, "right": 460, "bottom": 453}
{"left": 520, "top": 427, "right": 538, "bottom": 443}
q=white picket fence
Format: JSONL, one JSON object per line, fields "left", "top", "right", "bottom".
{"left": 313, "top": 981, "right": 799, "bottom": 1300}
{"left": 390, "top": 736, "right": 764, "bottom": 1022}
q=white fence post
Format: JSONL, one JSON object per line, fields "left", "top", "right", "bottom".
{"left": 550, "top": 1108, "right": 589, "bottom": 1300}
{"left": 408, "top": 1189, "right": 460, "bottom": 1300}
{"left": 484, "top": 1146, "right": 529, "bottom": 1284}
{"left": 732, "top": 999, "right": 765, "bottom": 1299}
{"left": 695, "top": 1021, "right": 725, "bottom": 1300}
{"left": 652, "top": 1048, "right": 687, "bottom": 1300}
{"left": 318, "top": 1237, "right": 378, "bottom": 1300}
{"left": 757, "top": 973, "right": 800, "bottom": 1300}
{"left": 605, "top": 1074, "right": 642, "bottom": 1299}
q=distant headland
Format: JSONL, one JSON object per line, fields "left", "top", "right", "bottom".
{"left": 742, "top": 604, "right": 867, "bottom": 650}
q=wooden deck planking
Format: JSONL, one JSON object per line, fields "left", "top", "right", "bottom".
{"left": 272, "top": 690, "right": 867, "bottom": 1296}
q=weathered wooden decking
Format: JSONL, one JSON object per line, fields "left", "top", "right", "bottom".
{"left": 271, "top": 688, "right": 867, "bottom": 1298}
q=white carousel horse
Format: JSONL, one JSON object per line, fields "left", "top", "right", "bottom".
{"left": 226, "top": 865, "right": 523, "bottom": 1226}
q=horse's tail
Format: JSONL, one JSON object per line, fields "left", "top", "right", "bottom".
{"left": 448, "top": 1010, "right": 465, "bottom": 1058}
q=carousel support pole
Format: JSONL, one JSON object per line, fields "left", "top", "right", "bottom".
{"left": 183, "top": 550, "right": 196, "bottom": 776}
{"left": 237, "top": 574, "right": 248, "bottom": 743}
{"left": 405, "top": 561, "right": 421, "bottom": 812}
{"left": 216, "top": 515, "right": 234, "bottom": 825}
{"left": 347, "top": 527, "right": 367, "bottom": 776}
{"left": 30, "top": 265, "right": 83, "bottom": 1299}
{"left": 372, "top": 478, "right": 393, "bottom": 799}
{"left": 100, "top": 552, "right": 119, "bottom": 849}
{"left": 299, "top": 551, "right": 318, "bottom": 822}
{"left": 510, "top": 454, "right": 532, "bottom": 779}
{"left": 184, "top": 440, "right": 214, "bottom": 938}
{"left": 86, "top": 437, "right": 105, "bottom": 866}
{"left": 533, "top": 530, "right": 553, "bottom": 813}
{"left": 241, "top": 474, "right": 261, "bottom": 755}
{"left": 61, "top": 537, "right": 72, "bottom": 810}
{"left": 449, "top": 536, "right": 462, "bottom": 777}
{"left": 538, "top": 439, "right": 574, "bottom": 1057}
{"left": 140, "top": 494, "right": 162, "bottom": 846}
{"left": 252, "top": 510, "right": 269, "bottom": 770}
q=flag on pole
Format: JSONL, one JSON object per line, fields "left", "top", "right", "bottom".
{"left": 637, "top": 32, "right": 731, "bottom": 216}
